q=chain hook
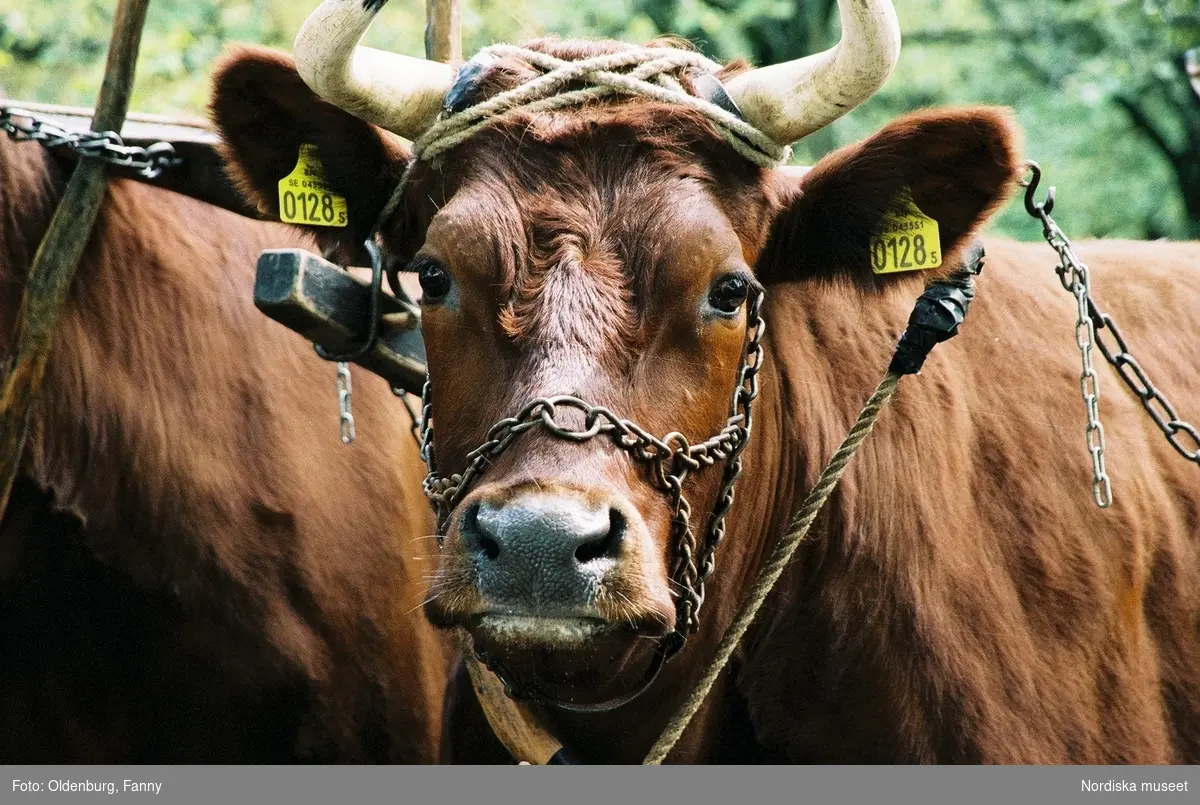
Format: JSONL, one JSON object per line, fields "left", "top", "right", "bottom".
{"left": 1026, "top": 167, "right": 1112, "bottom": 508}
{"left": 1022, "top": 160, "right": 1055, "bottom": 219}
{"left": 314, "top": 239, "right": 384, "bottom": 363}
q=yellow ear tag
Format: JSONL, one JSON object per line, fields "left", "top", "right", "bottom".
{"left": 870, "top": 191, "right": 942, "bottom": 274}
{"left": 277, "top": 144, "right": 348, "bottom": 227}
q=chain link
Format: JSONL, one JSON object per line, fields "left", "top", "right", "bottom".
{"left": 1066, "top": 237, "right": 1112, "bottom": 508}
{"left": 1024, "top": 161, "right": 1199, "bottom": 508}
{"left": 396, "top": 387, "right": 423, "bottom": 445}
{"left": 1093, "top": 311, "right": 1200, "bottom": 463}
{"left": 696, "top": 291, "right": 763, "bottom": 592}
{"left": 336, "top": 362, "right": 356, "bottom": 444}
{"left": 1, "top": 105, "right": 182, "bottom": 179}
{"left": 1028, "top": 173, "right": 1114, "bottom": 507}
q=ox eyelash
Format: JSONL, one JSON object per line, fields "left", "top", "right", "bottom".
{"left": 405, "top": 255, "right": 444, "bottom": 275}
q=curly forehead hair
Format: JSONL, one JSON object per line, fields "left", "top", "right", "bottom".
{"left": 391, "top": 38, "right": 770, "bottom": 342}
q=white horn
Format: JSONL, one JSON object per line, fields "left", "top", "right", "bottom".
{"left": 293, "top": 0, "right": 455, "bottom": 140}
{"left": 723, "top": 0, "right": 901, "bottom": 145}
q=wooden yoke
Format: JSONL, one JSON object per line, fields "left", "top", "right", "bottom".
{"left": 0, "top": 0, "right": 152, "bottom": 515}
{"left": 253, "top": 249, "right": 427, "bottom": 395}
{"left": 464, "top": 654, "right": 576, "bottom": 765}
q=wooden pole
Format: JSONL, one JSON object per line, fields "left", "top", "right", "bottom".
{"left": 253, "top": 249, "right": 427, "bottom": 395}
{"left": 425, "top": 0, "right": 462, "bottom": 63}
{"left": 0, "top": 0, "right": 152, "bottom": 514}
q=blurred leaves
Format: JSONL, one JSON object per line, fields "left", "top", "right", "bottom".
{"left": 1, "top": 0, "right": 1197, "bottom": 239}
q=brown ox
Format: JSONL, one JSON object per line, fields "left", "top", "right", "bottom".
{"left": 0, "top": 133, "right": 450, "bottom": 762}
{"left": 213, "top": 21, "right": 1200, "bottom": 764}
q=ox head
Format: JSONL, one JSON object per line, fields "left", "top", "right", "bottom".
{"left": 213, "top": 0, "right": 1020, "bottom": 707}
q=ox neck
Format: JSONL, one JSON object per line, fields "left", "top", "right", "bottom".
{"left": 530, "top": 274, "right": 925, "bottom": 762}
{"left": 527, "top": 305, "right": 801, "bottom": 762}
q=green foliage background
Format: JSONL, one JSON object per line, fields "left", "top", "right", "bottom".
{"left": 2, "top": 0, "right": 1198, "bottom": 241}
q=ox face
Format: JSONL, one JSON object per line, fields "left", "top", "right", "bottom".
{"left": 213, "top": 41, "right": 1021, "bottom": 704}
{"left": 209, "top": 0, "right": 900, "bottom": 706}
{"left": 403, "top": 134, "right": 768, "bottom": 693}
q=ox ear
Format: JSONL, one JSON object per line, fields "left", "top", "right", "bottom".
{"left": 210, "top": 46, "right": 409, "bottom": 261}
{"left": 756, "top": 107, "right": 1023, "bottom": 289}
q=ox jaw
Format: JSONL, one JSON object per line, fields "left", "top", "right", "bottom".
{"left": 450, "top": 609, "right": 670, "bottom": 705}
{"left": 423, "top": 482, "right": 679, "bottom": 701}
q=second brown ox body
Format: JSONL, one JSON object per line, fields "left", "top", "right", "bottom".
{"left": 0, "top": 134, "right": 451, "bottom": 762}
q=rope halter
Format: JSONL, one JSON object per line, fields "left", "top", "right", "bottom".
{"left": 374, "top": 44, "right": 793, "bottom": 233}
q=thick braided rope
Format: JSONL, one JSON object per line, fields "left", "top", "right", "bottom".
{"left": 414, "top": 46, "right": 790, "bottom": 166}
{"left": 643, "top": 371, "right": 903, "bottom": 765}
{"left": 373, "top": 45, "right": 792, "bottom": 233}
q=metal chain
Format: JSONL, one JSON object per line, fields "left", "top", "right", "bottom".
{"left": 1092, "top": 312, "right": 1200, "bottom": 463}
{"left": 336, "top": 362, "right": 356, "bottom": 444}
{"left": 695, "top": 292, "right": 764, "bottom": 593}
{"left": 395, "top": 388, "right": 423, "bottom": 445}
{"left": 1, "top": 105, "right": 182, "bottom": 179}
{"left": 312, "top": 240, "right": 391, "bottom": 447}
{"left": 645, "top": 371, "right": 902, "bottom": 764}
{"left": 1023, "top": 161, "right": 1199, "bottom": 509}
{"left": 1054, "top": 220, "right": 1112, "bottom": 508}
{"left": 1026, "top": 170, "right": 1114, "bottom": 507}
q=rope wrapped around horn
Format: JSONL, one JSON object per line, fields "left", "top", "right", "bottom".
{"left": 290, "top": 0, "right": 900, "bottom": 146}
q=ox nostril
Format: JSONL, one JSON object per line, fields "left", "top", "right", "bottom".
{"left": 462, "top": 503, "right": 501, "bottom": 561}
{"left": 479, "top": 534, "right": 501, "bottom": 562}
{"left": 574, "top": 508, "right": 625, "bottom": 565}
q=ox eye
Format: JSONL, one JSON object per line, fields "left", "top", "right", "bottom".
{"left": 707, "top": 272, "right": 751, "bottom": 316}
{"left": 415, "top": 259, "right": 451, "bottom": 301}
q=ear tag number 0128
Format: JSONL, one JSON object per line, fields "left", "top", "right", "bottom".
{"left": 278, "top": 144, "right": 348, "bottom": 227}
{"left": 870, "top": 191, "right": 941, "bottom": 274}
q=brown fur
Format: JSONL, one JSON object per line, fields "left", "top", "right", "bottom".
{"left": 211, "top": 40, "right": 1200, "bottom": 764}
{"left": 0, "top": 135, "right": 451, "bottom": 762}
